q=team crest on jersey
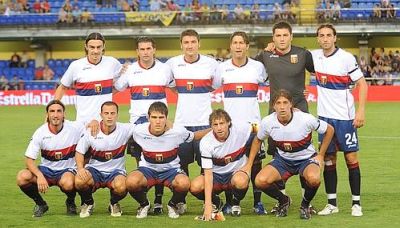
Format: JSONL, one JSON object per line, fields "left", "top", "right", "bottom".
{"left": 155, "top": 154, "right": 163, "bottom": 162}
{"left": 224, "top": 156, "right": 232, "bottom": 164}
{"left": 94, "top": 83, "right": 102, "bottom": 94}
{"left": 186, "top": 81, "right": 194, "bottom": 91}
{"left": 290, "top": 54, "right": 298, "bottom": 64}
{"left": 320, "top": 75, "right": 327, "bottom": 85}
{"left": 55, "top": 151, "right": 62, "bottom": 160}
{"left": 235, "top": 85, "right": 243, "bottom": 94}
{"left": 105, "top": 152, "right": 112, "bottom": 160}
{"left": 283, "top": 143, "right": 292, "bottom": 151}
{"left": 142, "top": 88, "right": 150, "bottom": 97}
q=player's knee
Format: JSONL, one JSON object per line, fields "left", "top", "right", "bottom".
{"left": 345, "top": 152, "right": 358, "bottom": 164}
{"left": 74, "top": 176, "right": 87, "bottom": 190}
{"left": 60, "top": 179, "right": 75, "bottom": 192}
{"left": 16, "top": 169, "right": 32, "bottom": 186}
{"left": 173, "top": 175, "right": 190, "bottom": 192}
{"left": 126, "top": 174, "right": 143, "bottom": 191}
{"left": 232, "top": 173, "right": 249, "bottom": 190}
{"left": 190, "top": 177, "right": 204, "bottom": 194}
{"left": 255, "top": 174, "right": 270, "bottom": 189}
{"left": 113, "top": 181, "right": 127, "bottom": 195}
{"left": 305, "top": 174, "right": 320, "bottom": 188}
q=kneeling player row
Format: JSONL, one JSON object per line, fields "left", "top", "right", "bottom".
{"left": 17, "top": 91, "right": 334, "bottom": 220}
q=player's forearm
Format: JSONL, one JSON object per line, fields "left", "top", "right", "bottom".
{"left": 25, "top": 157, "right": 44, "bottom": 178}
{"left": 357, "top": 78, "right": 368, "bottom": 113}
{"left": 75, "top": 152, "right": 85, "bottom": 169}
{"left": 246, "top": 137, "right": 262, "bottom": 167}
{"left": 318, "top": 124, "right": 334, "bottom": 158}
{"left": 54, "top": 84, "right": 67, "bottom": 100}
{"left": 194, "top": 128, "right": 212, "bottom": 141}
{"left": 204, "top": 169, "right": 213, "bottom": 207}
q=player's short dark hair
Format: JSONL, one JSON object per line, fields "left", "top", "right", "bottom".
{"left": 209, "top": 109, "right": 232, "bottom": 128}
{"left": 180, "top": 29, "right": 200, "bottom": 42}
{"left": 148, "top": 101, "right": 168, "bottom": 117}
{"left": 46, "top": 100, "right": 65, "bottom": 112}
{"left": 101, "top": 101, "right": 119, "bottom": 113}
{"left": 316, "top": 23, "right": 337, "bottom": 36}
{"left": 85, "top": 32, "right": 105, "bottom": 45}
{"left": 272, "top": 21, "right": 292, "bottom": 35}
{"left": 230, "top": 31, "right": 249, "bottom": 45}
{"left": 136, "top": 36, "right": 156, "bottom": 48}
{"left": 272, "top": 89, "right": 294, "bottom": 105}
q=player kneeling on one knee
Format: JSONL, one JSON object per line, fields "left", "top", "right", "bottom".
{"left": 244, "top": 89, "right": 334, "bottom": 220}
{"left": 190, "top": 109, "right": 252, "bottom": 221}
{"left": 125, "top": 102, "right": 210, "bottom": 219}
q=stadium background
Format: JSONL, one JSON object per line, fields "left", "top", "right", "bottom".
{"left": 1, "top": 0, "right": 400, "bottom": 226}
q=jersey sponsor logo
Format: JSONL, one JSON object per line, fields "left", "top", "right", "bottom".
{"left": 133, "top": 70, "right": 142, "bottom": 74}
{"left": 226, "top": 68, "right": 235, "bottom": 72}
{"left": 177, "top": 63, "right": 186, "bottom": 67}
{"left": 269, "top": 54, "right": 279, "bottom": 58}
{"left": 82, "top": 66, "right": 91, "bottom": 70}
{"left": 283, "top": 143, "right": 292, "bottom": 151}
{"left": 94, "top": 83, "right": 102, "bottom": 94}
{"left": 235, "top": 85, "right": 243, "bottom": 94}
{"left": 142, "top": 88, "right": 150, "bottom": 96}
{"left": 290, "top": 54, "right": 298, "bottom": 64}
{"left": 186, "top": 81, "right": 194, "bottom": 91}
{"left": 43, "top": 136, "right": 52, "bottom": 140}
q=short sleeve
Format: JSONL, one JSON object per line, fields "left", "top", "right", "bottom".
{"left": 25, "top": 129, "right": 42, "bottom": 160}
{"left": 200, "top": 138, "right": 213, "bottom": 169}
{"left": 114, "top": 67, "right": 130, "bottom": 91}
{"left": 305, "top": 50, "right": 315, "bottom": 73}
{"left": 304, "top": 113, "right": 328, "bottom": 134}
{"left": 346, "top": 54, "right": 364, "bottom": 82}
{"left": 76, "top": 131, "right": 91, "bottom": 155}
{"left": 256, "top": 117, "right": 270, "bottom": 140}
{"left": 60, "top": 62, "right": 76, "bottom": 87}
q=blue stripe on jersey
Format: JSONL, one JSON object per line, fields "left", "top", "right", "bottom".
{"left": 91, "top": 150, "right": 125, "bottom": 162}
{"left": 176, "top": 86, "right": 211, "bottom": 93}
{"left": 76, "top": 87, "right": 113, "bottom": 96}
{"left": 316, "top": 81, "right": 349, "bottom": 90}
{"left": 131, "top": 93, "right": 166, "bottom": 100}
{"left": 224, "top": 90, "right": 258, "bottom": 98}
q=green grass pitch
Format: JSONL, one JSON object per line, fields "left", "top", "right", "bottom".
{"left": 0, "top": 102, "right": 399, "bottom": 227}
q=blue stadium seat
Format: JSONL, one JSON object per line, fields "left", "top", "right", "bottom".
{"left": 55, "top": 59, "right": 63, "bottom": 67}
{"left": 62, "top": 59, "right": 71, "bottom": 67}
{"left": 47, "top": 59, "right": 55, "bottom": 68}
{"left": 0, "top": 60, "right": 6, "bottom": 68}
{"left": 27, "top": 60, "right": 35, "bottom": 68}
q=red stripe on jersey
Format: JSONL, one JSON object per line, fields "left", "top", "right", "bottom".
{"left": 142, "top": 148, "right": 178, "bottom": 160}
{"left": 274, "top": 133, "right": 312, "bottom": 151}
{"left": 90, "top": 144, "right": 126, "bottom": 159}
{"left": 315, "top": 71, "right": 351, "bottom": 84}
{"left": 130, "top": 85, "right": 166, "bottom": 94}
{"left": 212, "top": 146, "right": 246, "bottom": 166}
{"left": 223, "top": 83, "right": 259, "bottom": 91}
{"left": 41, "top": 144, "right": 77, "bottom": 157}
{"left": 175, "top": 79, "right": 212, "bottom": 87}
{"left": 75, "top": 79, "right": 113, "bottom": 90}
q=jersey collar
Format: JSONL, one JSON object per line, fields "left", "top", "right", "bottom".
{"left": 184, "top": 54, "right": 200, "bottom": 64}
{"left": 138, "top": 60, "right": 156, "bottom": 70}
{"left": 326, "top": 47, "right": 339, "bottom": 58}
{"left": 231, "top": 57, "right": 248, "bottom": 68}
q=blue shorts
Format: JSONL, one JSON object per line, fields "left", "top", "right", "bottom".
{"left": 213, "top": 172, "right": 233, "bottom": 194}
{"left": 38, "top": 166, "right": 76, "bottom": 187}
{"left": 178, "top": 125, "right": 209, "bottom": 166}
{"left": 137, "top": 166, "right": 186, "bottom": 189}
{"left": 128, "top": 116, "right": 148, "bottom": 158}
{"left": 318, "top": 117, "right": 359, "bottom": 154}
{"left": 268, "top": 153, "right": 319, "bottom": 181}
{"left": 86, "top": 166, "right": 126, "bottom": 191}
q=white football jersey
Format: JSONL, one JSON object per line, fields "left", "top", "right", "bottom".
{"left": 166, "top": 54, "right": 219, "bottom": 127}
{"left": 76, "top": 122, "right": 133, "bottom": 173}
{"left": 215, "top": 58, "right": 267, "bottom": 124}
{"left": 200, "top": 124, "right": 251, "bottom": 174}
{"left": 60, "top": 56, "right": 121, "bottom": 124}
{"left": 114, "top": 60, "right": 174, "bottom": 123}
{"left": 311, "top": 48, "right": 364, "bottom": 120}
{"left": 25, "top": 120, "right": 81, "bottom": 171}
{"left": 257, "top": 110, "right": 328, "bottom": 161}
{"left": 133, "top": 123, "right": 194, "bottom": 172}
